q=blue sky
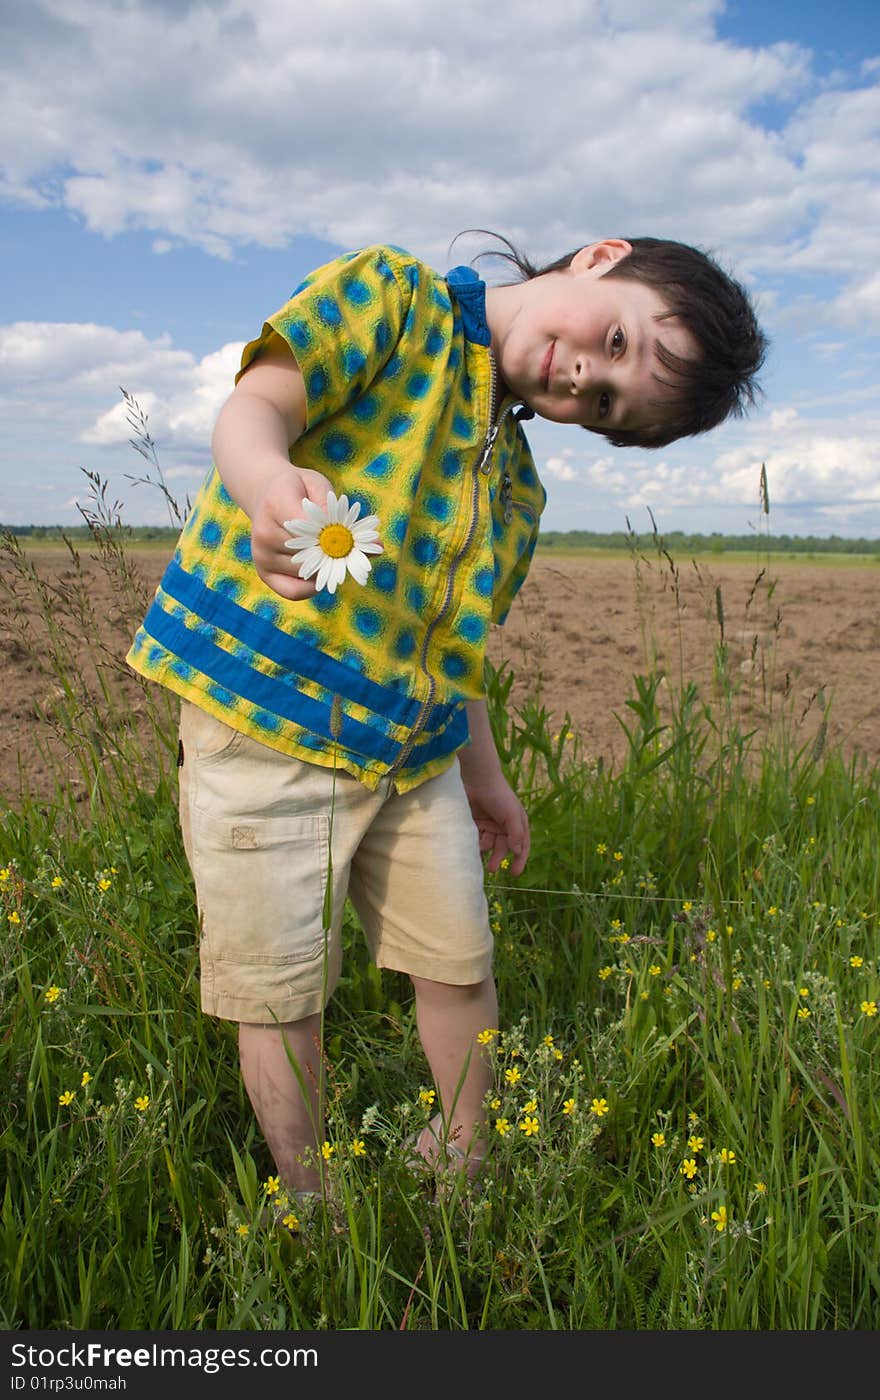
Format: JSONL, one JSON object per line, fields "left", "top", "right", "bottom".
{"left": 1, "top": 0, "right": 878, "bottom": 537}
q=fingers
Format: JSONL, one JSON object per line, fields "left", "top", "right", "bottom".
{"left": 256, "top": 567, "right": 318, "bottom": 601}
{"left": 481, "top": 806, "right": 530, "bottom": 877}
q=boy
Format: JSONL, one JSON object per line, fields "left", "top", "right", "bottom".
{"left": 127, "top": 234, "right": 766, "bottom": 1197}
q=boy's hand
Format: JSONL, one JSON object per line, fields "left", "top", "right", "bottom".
{"left": 462, "top": 773, "right": 531, "bottom": 878}
{"left": 249, "top": 465, "right": 335, "bottom": 600}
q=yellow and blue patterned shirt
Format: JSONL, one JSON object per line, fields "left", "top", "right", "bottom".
{"left": 126, "top": 245, "right": 546, "bottom": 791}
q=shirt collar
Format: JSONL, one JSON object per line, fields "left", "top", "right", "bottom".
{"left": 446, "top": 264, "right": 492, "bottom": 347}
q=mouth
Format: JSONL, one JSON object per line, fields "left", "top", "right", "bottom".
{"left": 541, "top": 342, "right": 554, "bottom": 391}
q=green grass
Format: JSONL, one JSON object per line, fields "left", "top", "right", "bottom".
{"left": 1, "top": 502, "right": 878, "bottom": 1331}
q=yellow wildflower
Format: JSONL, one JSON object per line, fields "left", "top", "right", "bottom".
{"left": 419, "top": 1088, "right": 436, "bottom": 1108}
{"left": 861, "top": 1000, "right": 878, "bottom": 1018}
{"left": 595, "top": 843, "right": 607, "bottom": 855}
{"left": 350, "top": 1139, "right": 366, "bottom": 1158}
{"left": 687, "top": 1136, "right": 704, "bottom": 1153}
{"left": 706, "top": 929, "right": 717, "bottom": 943}
{"left": 590, "top": 1097, "right": 609, "bottom": 1117}
{"left": 797, "top": 1007, "right": 811, "bottom": 1020}
{"left": 523, "top": 1098, "right": 538, "bottom": 1114}
{"left": 490, "top": 1097, "right": 501, "bottom": 1110}
{"left": 649, "top": 964, "right": 661, "bottom": 977}
{"left": 281, "top": 1213, "right": 300, "bottom": 1232}
{"left": 7, "top": 911, "right": 20, "bottom": 925}
{"left": 562, "top": 1098, "right": 576, "bottom": 1116}
{"left": 58, "top": 1090, "right": 74, "bottom": 1106}
{"left": 850, "top": 955, "right": 864, "bottom": 968}
{"left": 519, "top": 1116, "right": 539, "bottom": 1137}
{"left": 613, "top": 851, "right": 623, "bottom": 862}
{"left": 542, "top": 1034, "right": 554, "bottom": 1047}
{"left": 598, "top": 966, "right": 613, "bottom": 980}
{"left": 799, "top": 987, "right": 809, "bottom": 998}
{"left": 719, "top": 1148, "right": 736, "bottom": 1165}
{"left": 504, "top": 1066, "right": 522, "bottom": 1085}
{"left": 51, "top": 876, "right": 64, "bottom": 889}
{"left": 495, "top": 1118, "right": 511, "bottom": 1136}
{"left": 754, "top": 1181, "right": 768, "bottom": 1194}
{"left": 44, "top": 985, "right": 61, "bottom": 1003}
{"left": 680, "top": 1158, "right": 698, "bottom": 1179}
{"left": 134, "top": 1095, "right": 149, "bottom": 1111}
{"left": 236, "top": 1224, "right": 249, "bottom": 1238}
{"left": 264, "top": 1175, "right": 280, "bottom": 1195}
{"left": 651, "top": 1132, "right": 665, "bottom": 1147}
{"left": 477, "top": 1028, "right": 498, "bottom": 1045}
{"left": 320, "top": 1141, "right": 335, "bottom": 1161}
{"left": 80, "top": 1071, "right": 91, "bottom": 1087}
{"left": 711, "top": 1205, "right": 728, "bottom": 1232}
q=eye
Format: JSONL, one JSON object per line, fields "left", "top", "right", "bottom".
{"left": 598, "top": 391, "right": 612, "bottom": 420}
{"left": 611, "top": 326, "right": 625, "bottom": 354}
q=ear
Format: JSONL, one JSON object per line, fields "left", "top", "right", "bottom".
{"left": 569, "top": 239, "right": 633, "bottom": 274}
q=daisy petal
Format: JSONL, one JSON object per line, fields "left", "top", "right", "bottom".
{"left": 295, "top": 547, "right": 325, "bottom": 579}
{"left": 282, "top": 517, "right": 319, "bottom": 537}
{"left": 299, "top": 498, "right": 327, "bottom": 524}
{"left": 346, "top": 550, "right": 371, "bottom": 585}
{"left": 343, "top": 499, "right": 362, "bottom": 527}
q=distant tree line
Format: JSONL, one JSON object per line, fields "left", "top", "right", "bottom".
{"left": 4, "top": 523, "right": 880, "bottom": 555}
{"left": 2, "top": 524, "right": 179, "bottom": 542}
{"left": 538, "top": 530, "right": 880, "bottom": 555}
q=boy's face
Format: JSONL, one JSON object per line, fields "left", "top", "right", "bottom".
{"left": 488, "top": 240, "right": 698, "bottom": 438}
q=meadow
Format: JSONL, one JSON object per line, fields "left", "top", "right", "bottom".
{"left": 1, "top": 489, "right": 879, "bottom": 1331}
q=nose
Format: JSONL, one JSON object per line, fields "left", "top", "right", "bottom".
{"left": 570, "top": 356, "right": 590, "bottom": 395}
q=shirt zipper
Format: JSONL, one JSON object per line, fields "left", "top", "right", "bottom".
{"left": 387, "top": 358, "right": 519, "bottom": 778}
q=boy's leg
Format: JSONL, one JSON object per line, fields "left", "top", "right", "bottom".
{"left": 239, "top": 1015, "right": 324, "bottom": 1194}
{"left": 409, "top": 972, "right": 498, "bottom": 1169}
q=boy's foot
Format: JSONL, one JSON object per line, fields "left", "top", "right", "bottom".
{"left": 404, "top": 1114, "right": 486, "bottom": 1185}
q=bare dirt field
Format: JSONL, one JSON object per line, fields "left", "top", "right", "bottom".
{"left": 2, "top": 542, "right": 879, "bottom": 805}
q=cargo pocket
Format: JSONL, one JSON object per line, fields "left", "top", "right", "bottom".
{"left": 179, "top": 699, "right": 249, "bottom": 763}
{"left": 190, "top": 806, "right": 330, "bottom": 971}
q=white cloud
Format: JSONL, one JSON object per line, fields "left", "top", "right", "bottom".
{"left": 0, "top": 0, "right": 838, "bottom": 278}
{"left": 543, "top": 450, "right": 580, "bottom": 482}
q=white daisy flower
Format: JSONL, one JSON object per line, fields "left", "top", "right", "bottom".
{"left": 282, "top": 491, "right": 383, "bottom": 595}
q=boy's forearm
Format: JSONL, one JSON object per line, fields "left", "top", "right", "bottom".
{"left": 211, "top": 393, "right": 299, "bottom": 521}
{"left": 459, "top": 700, "right": 504, "bottom": 782}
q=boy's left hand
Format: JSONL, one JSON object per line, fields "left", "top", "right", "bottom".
{"left": 462, "top": 775, "right": 530, "bottom": 878}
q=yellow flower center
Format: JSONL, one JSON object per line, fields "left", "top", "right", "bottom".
{"left": 318, "top": 523, "right": 354, "bottom": 558}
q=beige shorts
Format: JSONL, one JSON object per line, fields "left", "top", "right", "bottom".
{"left": 177, "top": 701, "right": 493, "bottom": 1024}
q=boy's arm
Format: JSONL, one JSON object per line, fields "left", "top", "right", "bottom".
{"left": 211, "top": 344, "right": 333, "bottom": 600}
{"left": 458, "top": 699, "right": 530, "bottom": 877}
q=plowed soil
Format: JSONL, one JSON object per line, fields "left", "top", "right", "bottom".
{"left": 2, "top": 543, "right": 879, "bottom": 805}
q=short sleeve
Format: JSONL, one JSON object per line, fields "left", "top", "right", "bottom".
{"left": 236, "top": 246, "right": 410, "bottom": 431}
{"left": 491, "top": 435, "right": 546, "bottom": 626}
